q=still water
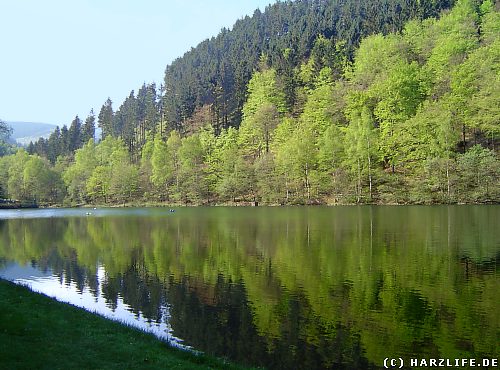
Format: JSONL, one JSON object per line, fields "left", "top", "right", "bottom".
{"left": 0, "top": 206, "right": 498, "bottom": 369}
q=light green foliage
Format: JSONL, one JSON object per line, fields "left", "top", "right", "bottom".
{"left": 64, "top": 139, "right": 97, "bottom": 204}
{"left": 396, "top": 98, "right": 460, "bottom": 203}
{"left": 411, "top": 157, "right": 458, "bottom": 203}
{"left": 94, "top": 136, "right": 123, "bottom": 166}
{"left": 317, "top": 124, "right": 347, "bottom": 198}
{"left": 217, "top": 150, "right": 255, "bottom": 202}
{"left": 108, "top": 141, "right": 139, "bottom": 203}
{"left": 86, "top": 166, "right": 110, "bottom": 203}
{"left": 2, "top": 149, "right": 64, "bottom": 204}
{"left": 166, "top": 130, "right": 182, "bottom": 200}
{"left": 299, "top": 69, "right": 336, "bottom": 135}
{"left": 451, "top": 39, "right": 500, "bottom": 141}
{"left": 275, "top": 127, "right": 319, "bottom": 202}
{"left": 23, "top": 156, "right": 60, "bottom": 203}
{"left": 141, "top": 131, "right": 155, "bottom": 167}
{"left": 343, "top": 101, "right": 378, "bottom": 202}
{"left": 272, "top": 116, "right": 297, "bottom": 149}
{"left": 208, "top": 128, "right": 255, "bottom": 202}
{"left": 139, "top": 130, "right": 155, "bottom": 195}
{"left": 399, "top": 99, "right": 459, "bottom": 166}
{"left": 273, "top": 133, "right": 295, "bottom": 201}
{"left": 372, "top": 61, "right": 427, "bottom": 169}
{"left": 64, "top": 136, "right": 138, "bottom": 204}
{"left": 456, "top": 145, "right": 500, "bottom": 202}
{"left": 239, "top": 103, "right": 280, "bottom": 158}
{"left": 149, "top": 130, "right": 182, "bottom": 201}
{"left": 298, "top": 58, "right": 317, "bottom": 92}
{"left": 346, "top": 31, "right": 422, "bottom": 174}
{"left": 254, "top": 153, "right": 280, "bottom": 204}
{"left": 242, "top": 68, "right": 287, "bottom": 120}
{"left": 480, "top": 0, "right": 500, "bottom": 44}
{"left": 292, "top": 128, "right": 320, "bottom": 201}
{"left": 273, "top": 117, "right": 298, "bottom": 202}
{"left": 347, "top": 33, "right": 407, "bottom": 87}
{"left": 423, "top": 0, "right": 480, "bottom": 92}
{"left": 239, "top": 67, "right": 286, "bottom": 158}
{"left": 205, "top": 127, "right": 238, "bottom": 188}
{"left": 272, "top": 67, "right": 343, "bottom": 202}
{"left": 7, "top": 150, "right": 30, "bottom": 201}
{"left": 150, "top": 132, "right": 169, "bottom": 192}
{"left": 197, "top": 125, "right": 219, "bottom": 196}
{"left": 0, "top": 156, "right": 12, "bottom": 198}
{"left": 403, "top": 17, "right": 438, "bottom": 62}
{"left": 178, "top": 134, "right": 208, "bottom": 204}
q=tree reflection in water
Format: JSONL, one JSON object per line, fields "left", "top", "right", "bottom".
{"left": 0, "top": 206, "right": 498, "bottom": 369}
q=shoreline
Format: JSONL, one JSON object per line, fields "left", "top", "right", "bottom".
{"left": 0, "top": 279, "right": 253, "bottom": 370}
{"left": 2, "top": 198, "right": 499, "bottom": 210}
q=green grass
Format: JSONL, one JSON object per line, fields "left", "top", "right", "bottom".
{"left": 0, "top": 279, "right": 252, "bottom": 370}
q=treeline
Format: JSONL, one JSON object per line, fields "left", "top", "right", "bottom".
{"left": 27, "top": 114, "right": 96, "bottom": 163}
{"left": 28, "top": 0, "right": 457, "bottom": 159}
{"left": 26, "top": 84, "right": 160, "bottom": 163}
{"left": 1, "top": 0, "right": 499, "bottom": 205}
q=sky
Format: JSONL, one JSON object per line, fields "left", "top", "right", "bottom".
{"left": 0, "top": 0, "right": 277, "bottom": 126}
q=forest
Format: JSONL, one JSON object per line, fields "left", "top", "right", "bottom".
{"left": 0, "top": 0, "right": 499, "bottom": 206}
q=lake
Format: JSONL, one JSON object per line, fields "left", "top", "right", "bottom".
{"left": 0, "top": 206, "right": 498, "bottom": 369}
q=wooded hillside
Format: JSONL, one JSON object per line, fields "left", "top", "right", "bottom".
{"left": 2, "top": 0, "right": 498, "bottom": 205}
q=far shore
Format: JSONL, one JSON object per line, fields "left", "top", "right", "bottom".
{"left": 2, "top": 199, "right": 499, "bottom": 210}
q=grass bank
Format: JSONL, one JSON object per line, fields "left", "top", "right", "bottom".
{"left": 0, "top": 279, "right": 252, "bottom": 370}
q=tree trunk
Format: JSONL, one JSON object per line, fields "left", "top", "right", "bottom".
{"left": 357, "top": 158, "right": 361, "bottom": 203}
{"left": 462, "top": 124, "right": 466, "bottom": 153}
{"left": 446, "top": 159, "right": 451, "bottom": 201}
{"left": 285, "top": 177, "right": 290, "bottom": 203}
{"left": 305, "top": 162, "right": 310, "bottom": 200}
{"left": 366, "top": 136, "right": 372, "bottom": 202}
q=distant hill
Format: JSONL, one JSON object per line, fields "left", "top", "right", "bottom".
{"left": 7, "top": 121, "right": 57, "bottom": 146}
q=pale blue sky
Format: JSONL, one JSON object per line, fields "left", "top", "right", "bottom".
{"left": 1, "top": 0, "right": 276, "bottom": 125}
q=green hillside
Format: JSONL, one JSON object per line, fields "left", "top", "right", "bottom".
{"left": 1, "top": 0, "right": 499, "bottom": 206}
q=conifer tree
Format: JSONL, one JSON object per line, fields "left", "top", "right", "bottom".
{"left": 98, "top": 98, "right": 114, "bottom": 139}
{"left": 82, "top": 110, "right": 96, "bottom": 144}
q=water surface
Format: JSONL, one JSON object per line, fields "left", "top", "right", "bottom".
{"left": 0, "top": 206, "right": 498, "bottom": 369}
